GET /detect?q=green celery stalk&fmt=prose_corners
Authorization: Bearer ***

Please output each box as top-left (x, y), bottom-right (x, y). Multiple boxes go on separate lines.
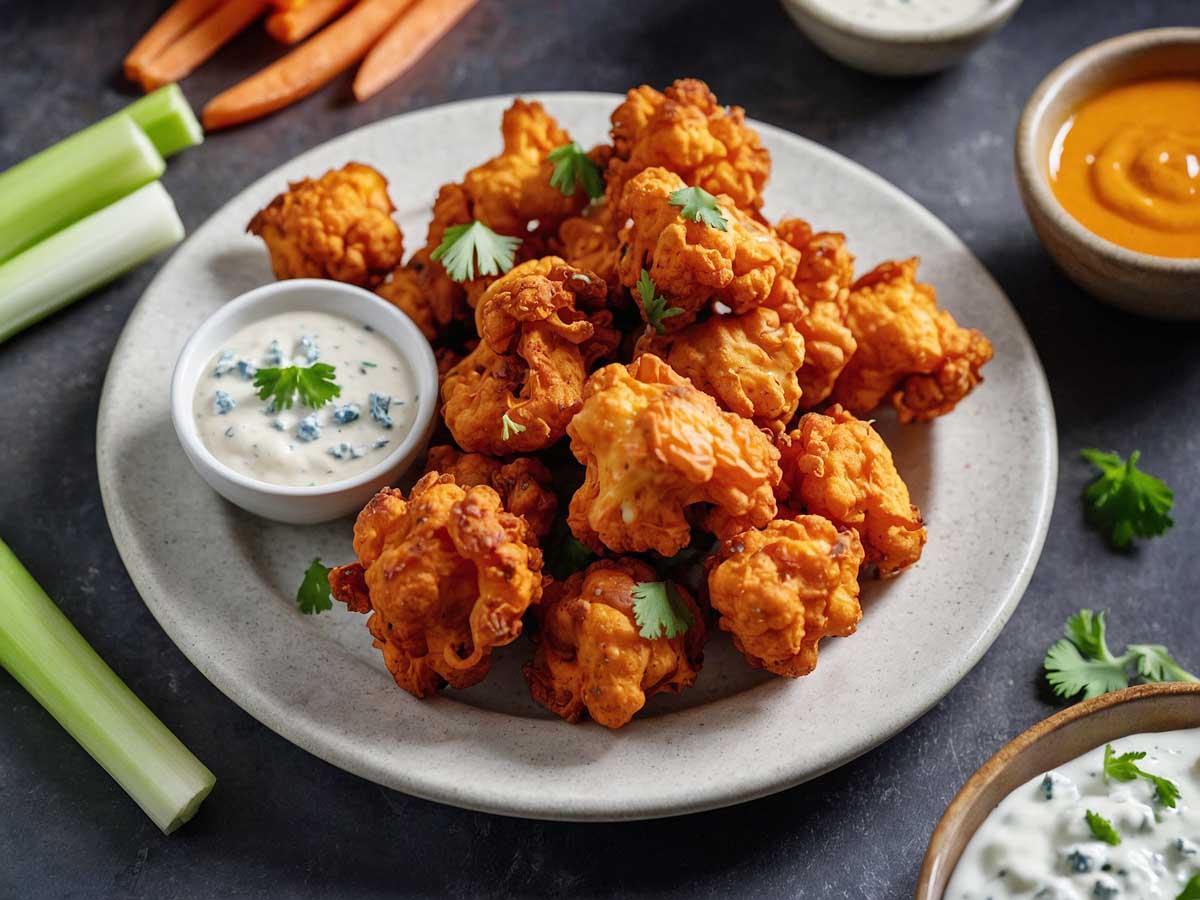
top-left (0, 538), bottom-right (215, 834)
top-left (123, 84), bottom-right (205, 160)
top-left (0, 181), bottom-right (184, 343)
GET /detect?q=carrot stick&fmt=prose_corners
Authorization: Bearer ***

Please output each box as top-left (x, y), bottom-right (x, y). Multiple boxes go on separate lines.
top-left (202, 0), bottom-right (414, 130)
top-left (137, 0), bottom-right (271, 92)
top-left (353, 0), bottom-right (478, 102)
top-left (124, 0), bottom-right (227, 84)
top-left (265, 0), bottom-right (355, 43)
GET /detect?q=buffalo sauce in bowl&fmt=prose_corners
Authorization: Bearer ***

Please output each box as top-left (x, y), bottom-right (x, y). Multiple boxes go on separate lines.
top-left (1049, 78), bottom-right (1200, 259)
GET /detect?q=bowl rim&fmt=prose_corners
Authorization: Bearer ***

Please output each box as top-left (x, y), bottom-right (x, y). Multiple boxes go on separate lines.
top-left (781, 0), bottom-right (1024, 45)
top-left (916, 681), bottom-right (1200, 897)
top-left (1015, 26), bottom-right (1200, 274)
top-left (169, 277), bottom-right (439, 499)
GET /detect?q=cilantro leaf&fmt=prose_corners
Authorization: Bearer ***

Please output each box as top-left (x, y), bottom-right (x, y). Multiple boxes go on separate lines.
top-left (1085, 809), bottom-right (1121, 846)
top-left (297, 558), bottom-right (333, 615)
top-left (501, 412), bottom-right (527, 441)
top-left (631, 580), bottom-right (694, 640)
top-left (1177, 875), bottom-right (1200, 900)
top-left (254, 363), bottom-right (340, 410)
top-left (431, 220), bottom-right (521, 283)
top-left (1128, 643), bottom-right (1200, 685)
top-left (1104, 743), bottom-right (1182, 808)
top-left (1044, 638), bottom-right (1129, 700)
top-left (668, 185), bottom-right (728, 231)
top-left (1081, 448), bottom-right (1174, 549)
top-left (636, 269), bottom-right (684, 334)
top-left (547, 142), bottom-right (604, 200)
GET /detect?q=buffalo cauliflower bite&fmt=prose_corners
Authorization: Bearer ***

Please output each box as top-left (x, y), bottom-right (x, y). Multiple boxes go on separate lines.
top-left (423, 444), bottom-right (558, 541)
top-left (328, 473), bottom-right (544, 698)
top-left (248, 162), bottom-right (404, 287)
top-left (567, 354), bottom-right (780, 556)
top-left (617, 167), bottom-right (795, 331)
top-left (779, 405), bottom-right (926, 576)
top-left (524, 558), bottom-right (706, 729)
top-left (636, 306), bottom-right (805, 433)
top-left (831, 258), bottom-right (994, 422)
top-left (707, 516), bottom-right (864, 678)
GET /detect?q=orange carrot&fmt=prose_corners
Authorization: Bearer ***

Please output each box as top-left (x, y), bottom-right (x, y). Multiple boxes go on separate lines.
top-left (265, 0), bottom-right (355, 44)
top-left (202, 0), bottom-right (414, 130)
top-left (124, 0), bottom-right (226, 84)
top-left (353, 0), bottom-right (478, 102)
top-left (137, 0), bottom-right (271, 92)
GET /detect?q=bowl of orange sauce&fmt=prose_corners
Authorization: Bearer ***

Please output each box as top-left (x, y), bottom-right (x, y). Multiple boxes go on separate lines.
top-left (1016, 28), bottom-right (1200, 319)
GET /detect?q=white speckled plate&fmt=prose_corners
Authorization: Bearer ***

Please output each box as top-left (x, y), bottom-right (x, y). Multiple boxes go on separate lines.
top-left (97, 93), bottom-right (1056, 821)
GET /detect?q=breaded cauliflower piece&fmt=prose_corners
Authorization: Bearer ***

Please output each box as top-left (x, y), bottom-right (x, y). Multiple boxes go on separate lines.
top-left (567, 354), bottom-right (780, 556)
top-left (831, 258), bottom-right (994, 422)
top-left (524, 558), bottom-right (706, 729)
top-left (474, 257), bottom-right (608, 354)
top-left (779, 405), bottom-right (926, 576)
top-left (707, 515), bottom-right (864, 678)
top-left (616, 167), bottom-right (795, 330)
top-left (773, 218), bottom-right (858, 408)
top-left (328, 473), bottom-right (544, 698)
top-left (423, 444), bottom-right (557, 540)
top-left (636, 306), bottom-right (805, 433)
top-left (375, 261), bottom-right (434, 339)
top-left (248, 162), bottom-right (404, 288)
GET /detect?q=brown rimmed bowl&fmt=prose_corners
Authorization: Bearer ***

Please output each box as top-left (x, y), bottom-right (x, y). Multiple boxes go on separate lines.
top-left (1015, 28), bottom-right (1200, 320)
top-left (916, 682), bottom-right (1200, 898)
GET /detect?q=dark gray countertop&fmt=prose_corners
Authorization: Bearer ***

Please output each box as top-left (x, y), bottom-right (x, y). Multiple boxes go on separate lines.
top-left (3, 1), bottom-right (1199, 897)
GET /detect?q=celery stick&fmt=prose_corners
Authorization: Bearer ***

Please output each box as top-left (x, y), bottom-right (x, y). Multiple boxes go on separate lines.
top-left (123, 84), bottom-right (204, 159)
top-left (0, 181), bottom-right (184, 343)
top-left (0, 114), bottom-right (164, 263)
top-left (0, 538), bottom-right (215, 834)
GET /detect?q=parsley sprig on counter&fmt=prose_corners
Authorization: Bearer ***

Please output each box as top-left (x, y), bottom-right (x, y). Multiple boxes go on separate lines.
top-left (631, 581), bottom-right (693, 640)
top-left (1085, 809), bottom-right (1121, 846)
top-left (1081, 449), bottom-right (1174, 549)
top-left (668, 185), bottom-right (728, 230)
top-left (254, 362), bottom-right (340, 410)
top-left (296, 559), bottom-right (333, 615)
top-left (637, 269), bottom-right (684, 334)
top-left (432, 220), bottom-right (520, 282)
top-left (1044, 609), bottom-right (1199, 701)
top-left (547, 142), bottom-right (604, 200)
top-left (1104, 744), bottom-right (1181, 807)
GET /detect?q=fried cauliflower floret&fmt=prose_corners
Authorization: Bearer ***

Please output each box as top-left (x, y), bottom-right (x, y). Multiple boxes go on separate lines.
top-left (328, 474), bottom-right (543, 698)
top-left (773, 218), bottom-right (858, 408)
top-left (636, 306), bottom-right (805, 433)
top-left (423, 444), bottom-right (557, 540)
top-left (567, 354), bottom-right (780, 556)
top-left (558, 205), bottom-right (621, 291)
top-left (375, 262), bottom-right (434, 339)
top-left (608, 79), bottom-right (770, 216)
top-left (248, 162), bottom-right (404, 287)
top-left (617, 167), bottom-right (795, 330)
top-left (524, 558), bottom-right (706, 729)
top-left (474, 257), bottom-right (608, 354)
top-left (707, 516), bottom-right (864, 678)
top-left (831, 258), bottom-right (994, 422)
top-left (779, 405), bottom-right (926, 576)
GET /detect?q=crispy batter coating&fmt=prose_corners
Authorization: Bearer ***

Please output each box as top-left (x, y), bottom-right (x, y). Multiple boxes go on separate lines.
top-left (832, 258), bottom-right (994, 422)
top-left (329, 473), bottom-right (544, 698)
top-left (474, 257), bottom-right (608, 354)
top-left (375, 261), bottom-right (434, 339)
top-left (558, 205), bottom-right (621, 291)
top-left (773, 218), bottom-right (858, 408)
top-left (636, 306), bottom-right (805, 433)
top-left (248, 162), bottom-right (403, 288)
top-left (617, 167), bottom-right (795, 330)
top-left (423, 444), bottom-right (557, 540)
top-left (707, 516), bottom-right (864, 677)
top-left (567, 354), bottom-right (780, 556)
top-left (779, 405), bottom-right (926, 576)
top-left (524, 558), bottom-right (705, 729)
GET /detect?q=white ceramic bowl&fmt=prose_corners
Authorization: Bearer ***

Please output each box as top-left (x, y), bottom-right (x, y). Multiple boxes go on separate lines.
top-left (170, 279), bottom-right (438, 524)
top-left (780, 0), bottom-right (1023, 77)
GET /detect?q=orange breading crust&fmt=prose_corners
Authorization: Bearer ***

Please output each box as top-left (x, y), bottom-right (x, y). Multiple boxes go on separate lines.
top-left (524, 557), bottom-right (706, 729)
top-left (328, 473), bottom-right (543, 698)
top-left (779, 406), bottom-right (926, 576)
top-left (423, 444), bottom-right (558, 541)
top-left (566, 354), bottom-right (780, 556)
top-left (248, 162), bottom-right (403, 287)
top-left (832, 258), bottom-right (994, 423)
top-left (707, 515), bottom-right (864, 677)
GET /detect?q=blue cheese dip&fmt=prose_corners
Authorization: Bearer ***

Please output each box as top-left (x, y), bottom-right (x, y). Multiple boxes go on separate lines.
top-left (946, 728), bottom-right (1200, 899)
top-left (192, 310), bottom-right (416, 487)
top-left (813, 0), bottom-right (994, 31)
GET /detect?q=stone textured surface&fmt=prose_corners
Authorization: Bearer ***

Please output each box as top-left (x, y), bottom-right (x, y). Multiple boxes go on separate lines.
top-left (1, 1), bottom-right (1198, 897)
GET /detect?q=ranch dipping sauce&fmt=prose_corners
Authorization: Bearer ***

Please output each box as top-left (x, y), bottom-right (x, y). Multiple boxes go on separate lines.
top-left (192, 310), bottom-right (416, 487)
top-left (810, 0), bottom-right (994, 32)
top-left (946, 728), bottom-right (1200, 899)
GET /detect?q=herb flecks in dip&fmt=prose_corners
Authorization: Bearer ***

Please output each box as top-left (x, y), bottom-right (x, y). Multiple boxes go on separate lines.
top-left (1050, 79), bottom-right (1200, 259)
top-left (192, 310), bottom-right (415, 487)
